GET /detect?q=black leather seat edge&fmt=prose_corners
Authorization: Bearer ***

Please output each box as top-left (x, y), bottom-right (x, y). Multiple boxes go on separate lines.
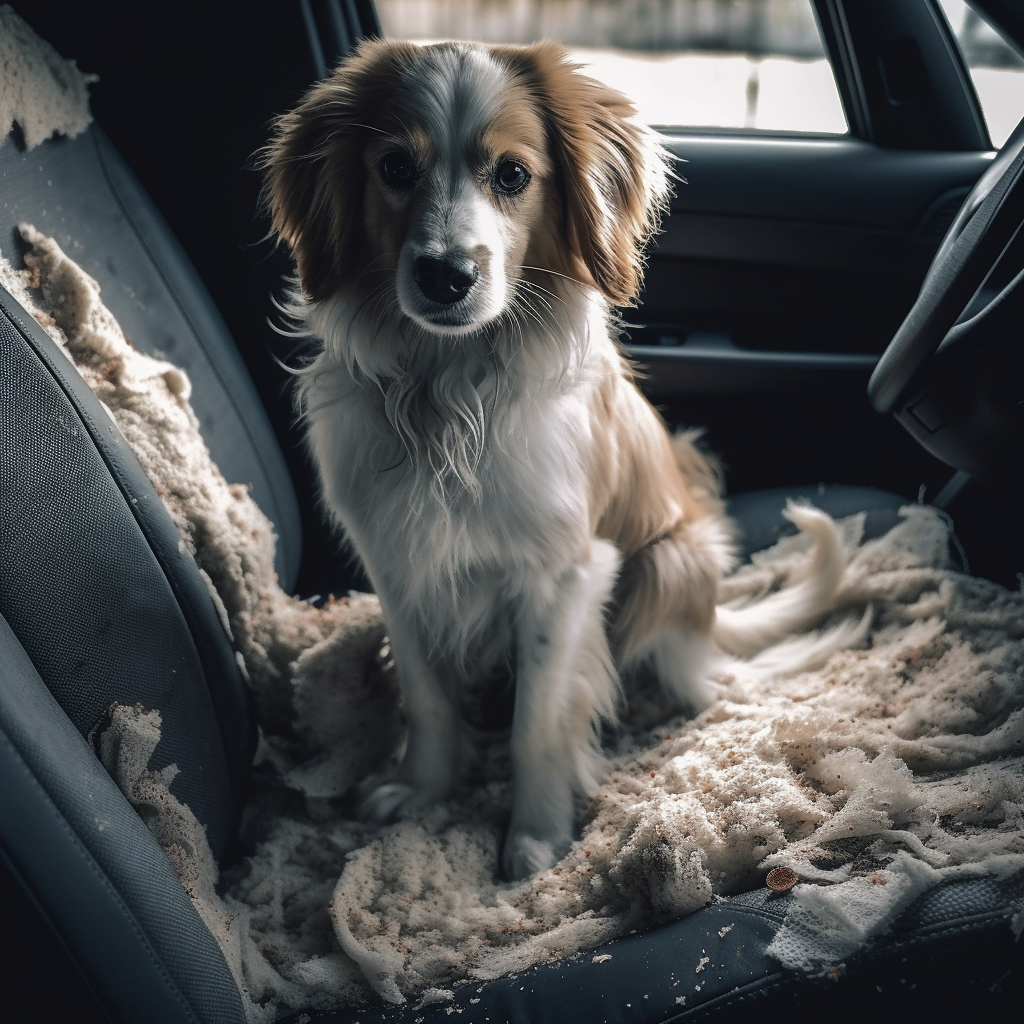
top-left (276, 875), bottom-right (1024, 1023)
top-left (0, 613), bottom-right (245, 1024)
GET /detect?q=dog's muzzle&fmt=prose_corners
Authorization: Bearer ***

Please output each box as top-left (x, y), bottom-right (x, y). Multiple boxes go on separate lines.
top-left (413, 254), bottom-right (479, 305)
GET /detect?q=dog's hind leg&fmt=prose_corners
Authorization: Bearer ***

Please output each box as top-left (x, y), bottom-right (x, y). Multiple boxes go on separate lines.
top-left (643, 628), bottom-right (721, 712)
top-left (611, 522), bottom-right (727, 713)
top-left (501, 540), bottom-right (621, 881)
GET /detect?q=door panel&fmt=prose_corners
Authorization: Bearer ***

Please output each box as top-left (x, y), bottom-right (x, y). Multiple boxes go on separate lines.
top-left (619, 0), bottom-right (1000, 499)
top-left (628, 135), bottom-right (992, 404)
top-left (624, 135), bottom-right (991, 496)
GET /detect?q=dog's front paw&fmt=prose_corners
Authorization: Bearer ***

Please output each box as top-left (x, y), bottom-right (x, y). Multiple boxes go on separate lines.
top-left (357, 782), bottom-right (434, 824)
top-left (500, 830), bottom-right (567, 881)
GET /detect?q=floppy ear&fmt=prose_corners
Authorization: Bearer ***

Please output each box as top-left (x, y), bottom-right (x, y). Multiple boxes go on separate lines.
top-left (260, 38), bottom-right (416, 301)
top-left (495, 40), bottom-right (672, 307)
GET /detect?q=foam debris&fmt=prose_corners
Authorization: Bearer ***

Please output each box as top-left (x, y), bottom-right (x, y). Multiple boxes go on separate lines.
top-left (0, 7), bottom-right (96, 149)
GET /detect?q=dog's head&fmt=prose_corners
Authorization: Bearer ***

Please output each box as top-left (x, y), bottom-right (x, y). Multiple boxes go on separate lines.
top-left (263, 38), bottom-right (671, 339)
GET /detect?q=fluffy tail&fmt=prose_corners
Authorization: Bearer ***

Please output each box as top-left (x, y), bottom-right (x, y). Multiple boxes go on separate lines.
top-left (712, 502), bottom-right (849, 658)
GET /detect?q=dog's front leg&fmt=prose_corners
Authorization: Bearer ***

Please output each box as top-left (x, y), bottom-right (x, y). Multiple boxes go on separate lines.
top-left (358, 607), bottom-right (461, 823)
top-left (501, 541), bottom-right (621, 880)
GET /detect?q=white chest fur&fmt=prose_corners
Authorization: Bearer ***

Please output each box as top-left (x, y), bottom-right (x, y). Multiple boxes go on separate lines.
top-left (298, 303), bottom-right (609, 664)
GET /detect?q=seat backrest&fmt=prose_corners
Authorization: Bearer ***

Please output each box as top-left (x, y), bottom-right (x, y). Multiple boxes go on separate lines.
top-left (0, 118), bottom-right (296, 1021)
top-left (0, 124), bottom-right (304, 589)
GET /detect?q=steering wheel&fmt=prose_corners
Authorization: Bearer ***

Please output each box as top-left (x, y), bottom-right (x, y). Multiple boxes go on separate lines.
top-left (868, 114), bottom-right (1024, 416)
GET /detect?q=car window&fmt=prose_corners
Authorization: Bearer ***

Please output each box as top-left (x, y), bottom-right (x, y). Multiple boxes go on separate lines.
top-left (937, 0), bottom-right (1024, 146)
top-left (376, 0), bottom-right (848, 133)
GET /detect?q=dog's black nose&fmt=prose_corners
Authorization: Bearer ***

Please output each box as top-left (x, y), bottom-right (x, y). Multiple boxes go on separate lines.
top-left (413, 254), bottom-right (479, 305)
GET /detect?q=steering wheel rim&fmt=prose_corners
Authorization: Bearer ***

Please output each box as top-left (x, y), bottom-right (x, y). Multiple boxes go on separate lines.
top-left (868, 115), bottom-right (1024, 415)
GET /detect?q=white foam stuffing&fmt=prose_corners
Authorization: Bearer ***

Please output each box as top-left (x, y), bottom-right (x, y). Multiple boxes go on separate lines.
top-left (3, 232), bottom-right (1024, 1019)
top-left (0, 8), bottom-right (95, 149)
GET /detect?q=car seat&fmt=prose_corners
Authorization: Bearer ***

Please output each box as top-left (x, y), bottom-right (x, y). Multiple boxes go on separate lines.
top-left (1, 42), bottom-right (1022, 1024)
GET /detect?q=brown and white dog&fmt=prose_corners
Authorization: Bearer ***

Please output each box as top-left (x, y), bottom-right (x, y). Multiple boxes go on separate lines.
top-left (264, 38), bottom-right (854, 880)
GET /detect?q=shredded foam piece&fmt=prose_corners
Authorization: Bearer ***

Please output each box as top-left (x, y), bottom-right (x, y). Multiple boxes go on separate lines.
top-left (95, 704), bottom-right (267, 1019)
top-left (0, 7), bottom-right (96, 149)
top-left (3, 234), bottom-right (1024, 1019)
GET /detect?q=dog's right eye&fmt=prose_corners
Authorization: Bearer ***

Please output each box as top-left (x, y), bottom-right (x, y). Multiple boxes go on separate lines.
top-left (379, 152), bottom-right (418, 189)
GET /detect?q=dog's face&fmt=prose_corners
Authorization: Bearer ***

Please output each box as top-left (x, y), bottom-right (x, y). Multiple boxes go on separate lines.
top-left (264, 39), bottom-right (669, 339)
top-left (362, 44), bottom-right (552, 335)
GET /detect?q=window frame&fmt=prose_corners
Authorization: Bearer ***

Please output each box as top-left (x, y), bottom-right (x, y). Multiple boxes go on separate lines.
top-left (813, 0), bottom-right (990, 151)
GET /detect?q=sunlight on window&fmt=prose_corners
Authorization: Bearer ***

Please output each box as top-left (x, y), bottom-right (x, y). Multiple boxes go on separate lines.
top-left (377, 0), bottom-right (848, 133)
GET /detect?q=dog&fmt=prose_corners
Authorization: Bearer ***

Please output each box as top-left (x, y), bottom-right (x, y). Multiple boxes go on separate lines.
top-left (263, 38), bottom-right (854, 880)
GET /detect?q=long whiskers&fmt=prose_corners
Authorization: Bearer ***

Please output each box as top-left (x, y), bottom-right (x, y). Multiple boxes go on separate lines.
top-left (519, 264), bottom-right (582, 287)
top-left (514, 281), bottom-right (557, 319)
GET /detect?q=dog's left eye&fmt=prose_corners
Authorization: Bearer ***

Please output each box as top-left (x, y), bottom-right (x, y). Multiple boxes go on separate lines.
top-left (492, 160), bottom-right (530, 196)
top-left (379, 152), bottom-right (418, 189)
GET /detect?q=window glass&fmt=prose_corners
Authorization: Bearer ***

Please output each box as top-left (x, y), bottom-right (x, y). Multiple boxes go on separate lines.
top-left (937, 0), bottom-right (1024, 147)
top-left (376, 0), bottom-right (848, 133)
